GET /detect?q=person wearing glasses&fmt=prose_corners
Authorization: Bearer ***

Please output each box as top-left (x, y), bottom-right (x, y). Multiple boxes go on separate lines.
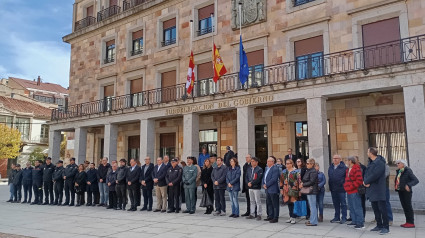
top-left (296, 158), bottom-right (310, 219)
top-left (282, 159), bottom-right (299, 224)
top-left (301, 158), bottom-right (319, 226)
top-left (241, 154), bottom-right (252, 217)
top-left (328, 155), bottom-right (348, 224)
top-left (343, 156), bottom-right (364, 229)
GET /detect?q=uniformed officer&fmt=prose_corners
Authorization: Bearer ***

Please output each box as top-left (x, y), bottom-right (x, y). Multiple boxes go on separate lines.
top-left (166, 158), bottom-right (182, 213)
top-left (116, 159), bottom-right (128, 210)
top-left (31, 160), bottom-right (43, 205)
top-left (63, 158), bottom-right (78, 206)
top-left (183, 156), bottom-right (198, 214)
top-left (21, 162), bottom-right (33, 204)
top-left (42, 157), bottom-right (55, 205)
top-left (52, 160), bottom-right (65, 205)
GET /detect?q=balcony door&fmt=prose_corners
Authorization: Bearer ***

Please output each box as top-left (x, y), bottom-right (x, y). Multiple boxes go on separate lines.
top-left (128, 135), bottom-right (140, 163)
top-left (160, 133), bottom-right (176, 159)
top-left (161, 70), bottom-right (177, 103)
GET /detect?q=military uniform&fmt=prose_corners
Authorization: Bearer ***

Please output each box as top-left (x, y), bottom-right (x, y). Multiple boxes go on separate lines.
top-left (183, 165), bottom-right (198, 213)
top-left (42, 163), bottom-right (55, 204)
top-left (22, 166), bottom-right (33, 203)
top-left (165, 165), bottom-right (182, 212)
top-left (63, 163), bottom-right (78, 205)
top-left (52, 165), bottom-right (65, 205)
top-left (31, 165), bottom-right (43, 204)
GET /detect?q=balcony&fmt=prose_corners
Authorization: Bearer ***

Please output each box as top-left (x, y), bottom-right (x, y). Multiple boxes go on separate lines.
top-left (97, 5), bottom-right (121, 22)
top-left (52, 34), bottom-right (425, 121)
top-left (197, 26), bottom-right (214, 37)
top-left (104, 56), bottom-right (115, 64)
top-left (123, 0), bottom-right (153, 11)
top-left (75, 16), bottom-right (96, 31)
top-left (161, 38), bottom-right (176, 47)
top-left (293, 0), bottom-right (317, 7)
top-left (131, 47), bottom-right (143, 56)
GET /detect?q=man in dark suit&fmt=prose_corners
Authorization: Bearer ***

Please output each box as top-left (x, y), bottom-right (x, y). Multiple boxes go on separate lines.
top-left (152, 157), bottom-right (168, 212)
top-left (42, 157), bottom-right (55, 205)
top-left (262, 156), bottom-right (280, 223)
top-left (241, 154), bottom-right (252, 217)
top-left (284, 148), bottom-right (297, 166)
top-left (223, 146), bottom-right (235, 167)
top-left (140, 156), bottom-right (154, 211)
top-left (126, 158), bottom-right (141, 211)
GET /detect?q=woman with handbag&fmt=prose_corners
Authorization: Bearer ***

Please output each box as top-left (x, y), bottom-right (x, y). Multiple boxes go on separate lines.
top-left (74, 164), bottom-right (87, 207)
top-left (201, 158), bottom-right (214, 214)
top-left (296, 159), bottom-right (310, 219)
top-left (394, 159), bottom-right (419, 228)
top-left (343, 156), bottom-right (364, 229)
top-left (282, 159), bottom-right (299, 224)
top-left (300, 158), bottom-right (319, 226)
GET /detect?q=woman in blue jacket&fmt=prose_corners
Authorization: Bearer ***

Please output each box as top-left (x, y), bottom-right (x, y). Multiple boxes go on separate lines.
top-left (315, 163), bottom-right (326, 222)
top-left (226, 157), bottom-right (241, 218)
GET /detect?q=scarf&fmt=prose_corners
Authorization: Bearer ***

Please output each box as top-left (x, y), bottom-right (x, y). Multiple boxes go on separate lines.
top-left (395, 168), bottom-right (404, 190)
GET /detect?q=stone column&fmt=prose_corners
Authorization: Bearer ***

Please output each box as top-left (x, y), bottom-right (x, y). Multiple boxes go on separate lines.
top-left (140, 119), bottom-right (155, 161)
top-left (403, 84), bottom-right (425, 208)
top-left (183, 113), bottom-right (199, 161)
top-left (307, 97), bottom-right (330, 172)
top-left (237, 106), bottom-right (255, 158)
top-left (48, 130), bottom-right (61, 163)
top-left (74, 127), bottom-right (88, 165)
top-left (104, 123), bottom-right (118, 162)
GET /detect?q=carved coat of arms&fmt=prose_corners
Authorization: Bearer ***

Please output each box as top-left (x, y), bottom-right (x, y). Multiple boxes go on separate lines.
top-left (231, 0), bottom-right (266, 30)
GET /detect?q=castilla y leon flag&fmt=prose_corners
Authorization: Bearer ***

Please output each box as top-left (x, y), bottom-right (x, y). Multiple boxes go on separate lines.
top-left (186, 50), bottom-right (195, 94)
top-left (212, 43), bottom-right (227, 83)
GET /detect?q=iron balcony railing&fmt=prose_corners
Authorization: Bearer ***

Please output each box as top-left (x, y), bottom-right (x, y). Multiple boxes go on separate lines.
top-left (123, 0), bottom-right (152, 11)
top-left (52, 34), bottom-right (425, 120)
top-left (75, 16), bottom-right (96, 31)
top-left (197, 26), bottom-right (214, 36)
top-left (161, 38), bottom-right (177, 47)
top-left (97, 5), bottom-right (121, 22)
top-left (293, 0), bottom-right (317, 7)
top-left (131, 47), bottom-right (143, 56)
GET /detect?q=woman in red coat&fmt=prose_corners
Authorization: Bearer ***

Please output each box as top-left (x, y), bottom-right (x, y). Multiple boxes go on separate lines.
top-left (343, 156), bottom-right (364, 229)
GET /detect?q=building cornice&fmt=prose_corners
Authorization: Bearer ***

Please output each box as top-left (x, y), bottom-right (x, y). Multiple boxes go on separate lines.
top-left (347, 0), bottom-right (404, 15)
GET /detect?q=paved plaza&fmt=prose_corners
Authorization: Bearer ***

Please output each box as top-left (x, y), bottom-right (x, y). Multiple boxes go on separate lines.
top-left (0, 184), bottom-right (423, 238)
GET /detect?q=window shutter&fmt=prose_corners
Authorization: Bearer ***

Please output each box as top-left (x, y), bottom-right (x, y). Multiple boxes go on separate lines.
top-left (160, 133), bottom-right (176, 147)
top-left (294, 35), bottom-right (324, 57)
top-left (198, 5), bottom-right (214, 20)
top-left (109, 0), bottom-right (118, 6)
top-left (161, 70), bottom-right (176, 88)
top-left (86, 5), bottom-right (94, 17)
top-left (197, 62), bottom-right (214, 80)
top-left (130, 78), bottom-right (143, 94)
top-left (128, 136), bottom-right (140, 149)
top-left (106, 39), bottom-right (115, 47)
top-left (132, 30), bottom-right (143, 40)
top-left (104, 85), bottom-right (114, 97)
top-left (163, 18), bottom-right (176, 29)
top-left (246, 49), bottom-right (264, 67)
top-left (362, 17), bottom-right (400, 47)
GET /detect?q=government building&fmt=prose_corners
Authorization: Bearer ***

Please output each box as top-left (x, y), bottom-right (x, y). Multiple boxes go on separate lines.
top-left (49, 0), bottom-right (425, 209)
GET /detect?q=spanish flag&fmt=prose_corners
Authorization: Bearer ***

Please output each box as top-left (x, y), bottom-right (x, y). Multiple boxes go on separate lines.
top-left (186, 51), bottom-right (195, 94)
top-left (212, 44), bottom-right (227, 83)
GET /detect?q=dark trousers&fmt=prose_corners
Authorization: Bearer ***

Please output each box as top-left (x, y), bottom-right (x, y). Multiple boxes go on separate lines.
top-left (360, 194), bottom-right (366, 219)
top-left (32, 183), bottom-right (43, 203)
top-left (214, 189), bottom-right (226, 213)
top-left (398, 191), bottom-right (414, 224)
top-left (168, 185), bottom-right (180, 211)
top-left (109, 191), bottom-right (117, 209)
top-left (23, 183), bottom-right (32, 202)
top-left (14, 185), bottom-right (22, 201)
top-left (288, 202), bottom-right (295, 218)
top-left (136, 187), bottom-right (141, 206)
top-left (371, 200), bottom-right (389, 230)
top-left (54, 181), bottom-right (64, 204)
top-left (76, 191), bottom-right (85, 205)
top-left (142, 189), bottom-right (153, 209)
top-left (64, 180), bottom-right (75, 204)
top-left (244, 190), bottom-right (251, 213)
top-left (43, 181), bottom-right (54, 203)
top-left (128, 186), bottom-right (139, 209)
top-left (331, 192), bottom-right (347, 220)
top-left (116, 184), bottom-right (127, 208)
top-left (94, 190), bottom-right (100, 204)
top-left (266, 192), bottom-right (279, 219)
top-left (86, 184), bottom-right (98, 205)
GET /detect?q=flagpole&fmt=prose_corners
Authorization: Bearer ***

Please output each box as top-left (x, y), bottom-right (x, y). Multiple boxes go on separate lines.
top-left (238, 2), bottom-right (242, 36)
top-left (190, 20), bottom-right (193, 51)
top-left (211, 13), bottom-right (215, 87)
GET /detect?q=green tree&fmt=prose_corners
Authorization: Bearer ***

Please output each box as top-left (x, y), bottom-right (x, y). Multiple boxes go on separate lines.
top-left (28, 147), bottom-right (46, 165)
top-left (0, 124), bottom-right (21, 160)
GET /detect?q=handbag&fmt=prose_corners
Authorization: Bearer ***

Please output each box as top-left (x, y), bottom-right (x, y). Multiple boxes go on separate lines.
top-left (349, 176), bottom-right (366, 195)
top-left (294, 200), bottom-right (307, 217)
top-left (199, 189), bottom-right (213, 207)
top-left (300, 186), bottom-right (313, 195)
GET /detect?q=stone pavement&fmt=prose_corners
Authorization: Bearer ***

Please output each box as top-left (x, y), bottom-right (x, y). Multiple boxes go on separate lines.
top-left (0, 184), bottom-right (423, 238)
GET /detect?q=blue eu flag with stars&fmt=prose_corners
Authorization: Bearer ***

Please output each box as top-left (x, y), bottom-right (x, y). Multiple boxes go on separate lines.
top-left (239, 35), bottom-right (249, 86)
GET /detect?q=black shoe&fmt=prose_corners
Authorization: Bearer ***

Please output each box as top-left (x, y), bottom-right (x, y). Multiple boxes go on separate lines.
top-left (76, 204), bottom-right (81, 207)
top-left (264, 217), bottom-right (272, 221)
top-left (246, 215), bottom-right (255, 219)
top-left (229, 214), bottom-right (235, 217)
top-left (147, 208), bottom-right (152, 211)
top-left (189, 211), bottom-right (195, 214)
top-left (98, 203), bottom-right (104, 207)
top-left (269, 219), bottom-right (278, 223)
top-left (233, 215), bottom-right (239, 218)
top-left (241, 212), bottom-right (250, 217)
top-left (42, 202), bottom-right (49, 205)
top-left (153, 209), bottom-right (161, 212)
top-left (167, 210), bottom-right (175, 213)
top-left (38, 202), bottom-right (42, 205)
top-left (175, 210), bottom-right (180, 213)
top-left (62, 203), bottom-right (69, 206)
top-left (140, 207), bottom-right (147, 211)
top-left (161, 210), bottom-right (166, 213)
top-left (6, 199), bottom-right (12, 202)
top-left (91, 204), bottom-right (95, 207)
top-left (86, 203), bottom-right (92, 206)
top-left (22, 201), bottom-right (27, 204)
top-left (107, 206), bottom-right (114, 209)
top-left (347, 217), bottom-right (352, 222)
top-left (30, 202), bottom-right (37, 205)
top-left (69, 203), bottom-right (74, 206)
top-left (183, 210), bottom-right (190, 213)
top-left (53, 202), bottom-right (58, 205)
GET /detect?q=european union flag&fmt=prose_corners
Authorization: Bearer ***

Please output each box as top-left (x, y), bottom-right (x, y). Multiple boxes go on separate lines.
top-left (239, 35), bottom-right (249, 86)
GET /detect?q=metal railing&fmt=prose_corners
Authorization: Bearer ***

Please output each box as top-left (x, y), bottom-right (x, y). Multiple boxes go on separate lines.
top-left (97, 5), bottom-right (121, 22)
top-left (197, 26), bottom-right (214, 36)
top-left (131, 47), bottom-right (143, 56)
top-left (75, 16), bottom-right (96, 31)
top-left (161, 38), bottom-right (177, 47)
top-left (51, 34), bottom-right (425, 120)
top-left (104, 56), bottom-right (115, 64)
top-left (293, 0), bottom-right (317, 7)
top-left (123, 0), bottom-right (152, 11)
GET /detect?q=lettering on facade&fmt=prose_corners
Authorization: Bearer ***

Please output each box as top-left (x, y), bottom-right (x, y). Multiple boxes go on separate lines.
top-left (231, 0), bottom-right (266, 30)
top-left (166, 95), bottom-right (273, 115)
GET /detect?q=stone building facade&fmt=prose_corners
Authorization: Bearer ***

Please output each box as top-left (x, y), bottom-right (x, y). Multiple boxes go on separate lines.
top-left (50, 0), bottom-right (425, 209)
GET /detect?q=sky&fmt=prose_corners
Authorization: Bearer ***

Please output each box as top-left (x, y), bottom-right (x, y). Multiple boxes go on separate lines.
top-left (0, 0), bottom-right (73, 88)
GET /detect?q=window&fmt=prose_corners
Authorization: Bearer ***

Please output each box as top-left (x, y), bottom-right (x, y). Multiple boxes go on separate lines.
top-left (246, 49), bottom-right (265, 88)
top-left (197, 62), bottom-right (215, 96)
top-left (105, 40), bottom-right (116, 64)
top-left (295, 121), bottom-right (330, 162)
top-left (199, 129), bottom-right (217, 156)
top-left (367, 114), bottom-right (408, 165)
top-left (15, 118), bottom-right (30, 141)
top-left (198, 5), bottom-right (214, 36)
top-left (86, 5), bottom-right (94, 17)
top-left (362, 17), bottom-right (401, 68)
top-left (161, 70), bottom-right (177, 102)
top-left (160, 133), bottom-right (176, 159)
top-left (295, 36), bottom-right (324, 80)
top-left (0, 115), bottom-right (13, 127)
top-left (162, 18), bottom-right (176, 47)
top-left (103, 84), bottom-right (114, 112)
top-left (131, 30), bottom-right (143, 56)
top-left (40, 124), bottom-right (49, 142)
top-left (130, 78), bottom-right (143, 107)
top-left (293, 0), bottom-right (317, 7)
top-left (128, 136), bottom-right (140, 162)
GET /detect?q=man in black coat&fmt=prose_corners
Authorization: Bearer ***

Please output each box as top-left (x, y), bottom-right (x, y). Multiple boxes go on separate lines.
top-left (97, 157), bottom-right (111, 207)
top-left (223, 146), bottom-right (235, 167)
top-left (63, 158), bottom-right (78, 206)
top-left (284, 148), bottom-right (297, 166)
top-left (166, 158), bottom-right (183, 213)
top-left (21, 162), bottom-right (33, 203)
top-left (140, 156), bottom-right (154, 211)
top-left (31, 160), bottom-right (43, 205)
top-left (86, 163), bottom-right (98, 206)
top-left (52, 160), bottom-right (65, 205)
top-left (241, 154), bottom-right (252, 216)
top-left (7, 164), bottom-right (16, 202)
top-left (364, 147), bottom-right (389, 235)
top-left (126, 158), bottom-right (141, 211)
top-left (13, 164), bottom-right (23, 203)
top-left (116, 159), bottom-right (128, 210)
top-left (42, 157), bottom-right (55, 205)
